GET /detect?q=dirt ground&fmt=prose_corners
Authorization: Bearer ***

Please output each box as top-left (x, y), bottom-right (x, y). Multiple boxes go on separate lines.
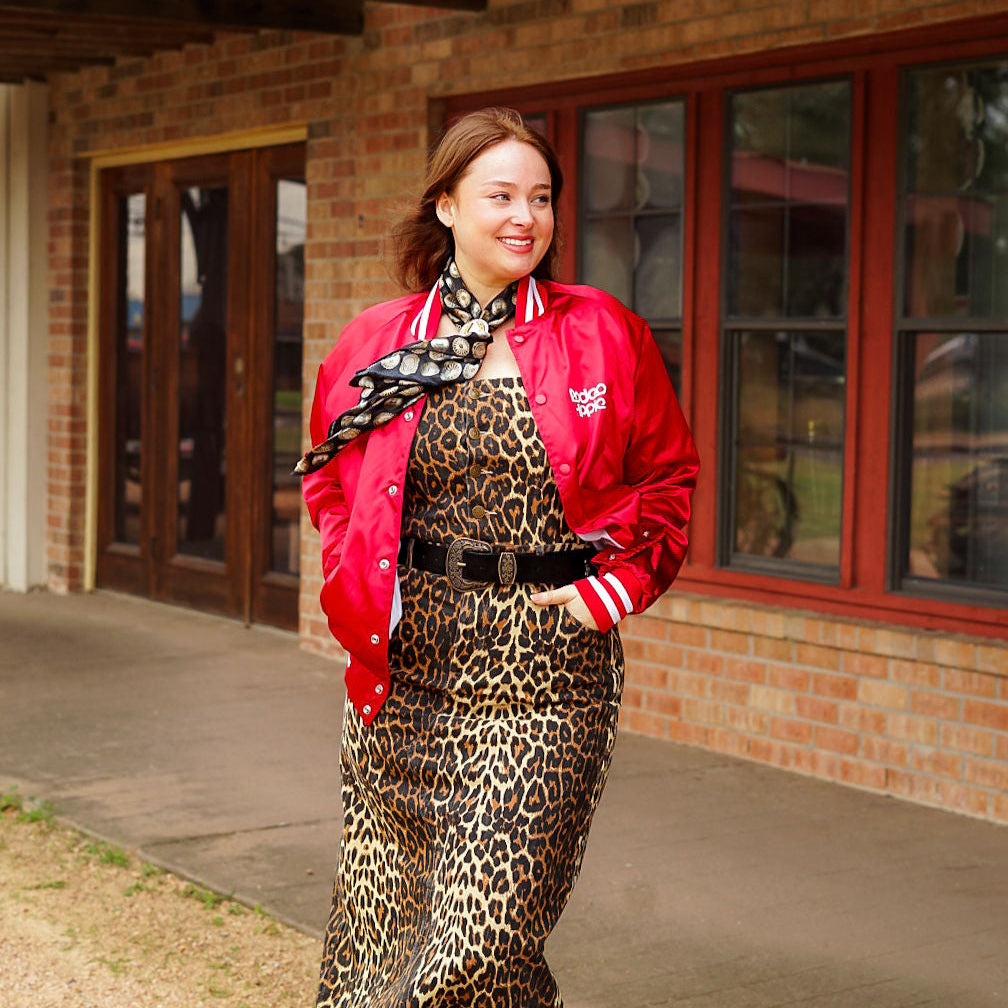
top-left (0, 792), bottom-right (322, 1007)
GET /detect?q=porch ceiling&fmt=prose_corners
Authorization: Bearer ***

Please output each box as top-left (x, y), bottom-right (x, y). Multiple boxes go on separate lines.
top-left (0, 0), bottom-right (484, 83)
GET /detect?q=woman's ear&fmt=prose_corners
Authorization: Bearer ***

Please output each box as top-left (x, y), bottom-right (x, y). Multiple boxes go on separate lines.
top-left (435, 192), bottom-right (455, 229)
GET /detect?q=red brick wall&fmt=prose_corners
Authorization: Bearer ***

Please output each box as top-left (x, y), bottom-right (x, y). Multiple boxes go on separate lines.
top-left (45, 0), bottom-right (1006, 822)
top-left (621, 594), bottom-right (1008, 823)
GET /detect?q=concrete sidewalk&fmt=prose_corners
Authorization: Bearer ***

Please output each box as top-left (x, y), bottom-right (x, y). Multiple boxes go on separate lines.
top-left (1, 589), bottom-right (1005, 1007)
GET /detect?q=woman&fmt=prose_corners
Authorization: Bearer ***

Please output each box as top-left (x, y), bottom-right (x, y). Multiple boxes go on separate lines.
top-left (300, 108), bottom-right (698, 1008)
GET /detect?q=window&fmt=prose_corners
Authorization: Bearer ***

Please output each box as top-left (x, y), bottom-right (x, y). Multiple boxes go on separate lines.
top-left (445, 15), bottom-right (1008, 635)
top-left (723, 81), bottom-right (851, 574)
top-left (897, 59), bottom-right (1008, 596)
top-left (579, 100), bottom-right (685, 389)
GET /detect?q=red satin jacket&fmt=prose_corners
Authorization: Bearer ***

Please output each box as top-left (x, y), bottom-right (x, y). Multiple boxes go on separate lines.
top-left (302, 276), bottom-right (699, 725)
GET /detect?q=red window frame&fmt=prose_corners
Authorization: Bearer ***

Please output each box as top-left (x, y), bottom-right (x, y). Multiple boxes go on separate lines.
top-left (440, 12), bottom-right (1008, 640)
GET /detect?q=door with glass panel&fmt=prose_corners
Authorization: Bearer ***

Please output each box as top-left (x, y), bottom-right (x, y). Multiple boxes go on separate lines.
top-left (96, 144), bottom-right (305, 628)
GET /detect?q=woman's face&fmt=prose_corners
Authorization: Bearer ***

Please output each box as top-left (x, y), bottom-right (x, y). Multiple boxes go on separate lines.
top-left (436, 139), bottom-right (554, 301)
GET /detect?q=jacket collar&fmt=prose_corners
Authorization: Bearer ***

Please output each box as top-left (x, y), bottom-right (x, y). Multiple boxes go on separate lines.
top-left (408, 275), bottom-right (547, 342)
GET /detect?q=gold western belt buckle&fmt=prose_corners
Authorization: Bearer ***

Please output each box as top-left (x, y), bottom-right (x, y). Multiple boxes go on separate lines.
top-left (445, 538), bottom-right (517, 590)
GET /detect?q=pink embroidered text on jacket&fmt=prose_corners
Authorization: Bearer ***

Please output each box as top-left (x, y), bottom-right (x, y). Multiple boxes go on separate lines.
top-left (302, 277), bottom-right (699, 725)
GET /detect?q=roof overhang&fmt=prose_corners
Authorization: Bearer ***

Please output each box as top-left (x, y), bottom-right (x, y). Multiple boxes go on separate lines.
top-left (0, 0), bottom-right (485, 83)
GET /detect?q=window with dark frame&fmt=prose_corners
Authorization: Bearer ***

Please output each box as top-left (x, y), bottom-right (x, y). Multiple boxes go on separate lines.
top-left (896, 59), bottom-right (1008, 597)
top-left (722, 80), bottom-right (851, 575)
top-left (443, 18), bottom-right (1008, 634)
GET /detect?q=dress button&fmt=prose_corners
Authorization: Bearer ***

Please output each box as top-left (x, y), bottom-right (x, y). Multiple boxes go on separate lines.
top-left (469, 464), bottom-right (481, 478)
top-left (472, 505), bottom-right (486, 519)
top-left (370, 633), bottom-right (380, 644)
top-left (534, 392), bottom-right (546, 405)
top-left (362, 704), bottom-right (372, 716)
top-left (468, 427), bottom-right (480, 442)
top-left (379, 558), bottom-right (390, 570)
top-left (388, 485), bottom-right (398, 496)
top-left (404, 410), bottom-right (414, 421)
top-left (375, 683), bottom-right (384, 695)
top-left (468, 386), bottom-right (480, 400)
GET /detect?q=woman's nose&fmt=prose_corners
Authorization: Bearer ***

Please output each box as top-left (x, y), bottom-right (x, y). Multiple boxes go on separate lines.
top-left (510, 201), bottom-right (533, 225)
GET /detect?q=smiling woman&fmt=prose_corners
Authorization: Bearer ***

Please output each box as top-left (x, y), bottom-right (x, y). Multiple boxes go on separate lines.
top-left (298, 108), bottom-right (698, 1008)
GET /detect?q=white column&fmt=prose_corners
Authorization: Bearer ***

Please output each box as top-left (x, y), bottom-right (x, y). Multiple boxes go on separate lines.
top-left (1, 82), bottom-right (48, 591)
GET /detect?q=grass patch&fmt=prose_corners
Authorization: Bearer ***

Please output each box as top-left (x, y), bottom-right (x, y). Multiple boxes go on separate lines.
top-left (80, 840), bottom-right (130, 868)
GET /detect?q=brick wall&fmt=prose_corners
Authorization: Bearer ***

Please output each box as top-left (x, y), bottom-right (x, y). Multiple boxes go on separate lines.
top-left (620, 594), bottom-right (1008, 823)
top-left (45, 0), bottom-right (1006, 822)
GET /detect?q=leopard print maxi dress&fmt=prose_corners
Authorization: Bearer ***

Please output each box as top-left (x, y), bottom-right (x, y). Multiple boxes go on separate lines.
top-left (317, 377), bottom-right (625, 1008)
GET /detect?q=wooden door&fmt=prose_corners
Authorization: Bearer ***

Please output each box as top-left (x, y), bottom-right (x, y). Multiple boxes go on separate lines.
top-left (96, 144), bottom-right (305, 629)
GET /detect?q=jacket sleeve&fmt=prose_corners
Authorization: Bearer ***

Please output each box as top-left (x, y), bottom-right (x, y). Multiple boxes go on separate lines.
top-left (574, 321), bottom-right (699, 632)
top-left (301, 361), bottom-right (349, 580)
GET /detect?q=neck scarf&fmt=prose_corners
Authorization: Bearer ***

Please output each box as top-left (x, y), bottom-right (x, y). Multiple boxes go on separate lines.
top-left (293, 259), bottom-right (518, 475)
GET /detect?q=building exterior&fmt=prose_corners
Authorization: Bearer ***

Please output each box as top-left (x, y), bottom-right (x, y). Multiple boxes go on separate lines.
top-left (1, 0), bottom-right (1005, 823)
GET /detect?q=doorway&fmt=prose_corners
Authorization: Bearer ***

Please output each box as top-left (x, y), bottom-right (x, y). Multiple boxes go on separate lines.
top-left (96, 144), bottom-right (305, 629)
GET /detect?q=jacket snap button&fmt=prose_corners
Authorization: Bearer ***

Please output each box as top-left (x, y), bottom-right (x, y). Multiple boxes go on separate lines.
top-left (404, 410), bottom-right (414, 421)
top-left (559, 463), bottom-right (571, 476)
top-left (375, 683), bottom-right (384, 694)
top-left (535, 393), bottom-right (546, 405)
top-left (370, 633), bottom-right (380, 644)
top-left (362, 704), bottom-right (372, 716)
top-left (379, 558), bottom-right (390, 570)
top-left (388, 485), bottom-right (398, 496)
top-left (513, 334), bottom-right (525, 344)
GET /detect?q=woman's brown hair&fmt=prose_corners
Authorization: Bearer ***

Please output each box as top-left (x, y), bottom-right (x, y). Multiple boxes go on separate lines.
top-left (389, 108), bottom-right (564, 292)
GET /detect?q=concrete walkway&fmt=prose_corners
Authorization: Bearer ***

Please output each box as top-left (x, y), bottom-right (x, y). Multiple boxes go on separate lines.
top-left (1, 588), bottom-right (1005, 1007)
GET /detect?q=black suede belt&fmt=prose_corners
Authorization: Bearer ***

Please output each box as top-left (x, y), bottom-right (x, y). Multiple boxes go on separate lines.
top-left (397, 536), bottom-right (594, 591)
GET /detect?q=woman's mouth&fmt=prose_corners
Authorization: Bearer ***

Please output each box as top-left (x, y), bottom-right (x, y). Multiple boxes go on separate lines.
top-left (499, 237), bottom-right (534, 250)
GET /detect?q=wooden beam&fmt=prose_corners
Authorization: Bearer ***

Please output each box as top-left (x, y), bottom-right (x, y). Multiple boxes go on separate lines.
top-left (0, 1), bottom-right (365, 34)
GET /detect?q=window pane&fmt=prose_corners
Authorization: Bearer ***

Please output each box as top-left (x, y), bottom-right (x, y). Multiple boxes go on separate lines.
top-left (636, 213), bottom-right (681, 319)
top-left (580, 99), bottom-right (685, 392)
top-left (581, 216), bottom-right (633, 307)
top-left (113, 192), bottom-right (145, 546)
top-left (638, 102), bottom-right (685, 209)
top-left (583, 107), bottom-right (636, 213)
top-left (271, 179), bottom-right (306, 576)
top-left (905, 332), bottom-right (1008, 588)
top-left (728, 80), bottom-right (850, 318)
top-left (732, 330), bottom-right (846, 567)
top-left (178, 186), bottom-right (228, 562)
top-left (904, 62), bottom-right (1008, 319)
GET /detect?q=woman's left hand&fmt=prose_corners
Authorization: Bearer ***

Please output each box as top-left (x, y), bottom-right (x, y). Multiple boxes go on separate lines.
top-left (529, 584), bottom-right (599, 630)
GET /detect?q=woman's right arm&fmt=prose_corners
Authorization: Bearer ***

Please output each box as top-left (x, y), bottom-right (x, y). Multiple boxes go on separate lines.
top-left (301, 361), bottom-right (350, 579)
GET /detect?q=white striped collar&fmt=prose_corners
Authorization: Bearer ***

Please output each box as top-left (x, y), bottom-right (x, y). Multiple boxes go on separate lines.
top-left (408, 274), bottom-right (547, 340)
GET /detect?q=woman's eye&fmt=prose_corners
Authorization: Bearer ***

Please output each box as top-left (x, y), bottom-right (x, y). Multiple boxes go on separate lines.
top-left (534, 195), bottom-right (551, 206)
top-left (492, 193), bottom-right (510, 201)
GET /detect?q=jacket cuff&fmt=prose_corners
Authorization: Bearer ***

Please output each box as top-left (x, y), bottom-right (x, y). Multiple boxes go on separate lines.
top-left (574, 573), bottom-right (635, 633)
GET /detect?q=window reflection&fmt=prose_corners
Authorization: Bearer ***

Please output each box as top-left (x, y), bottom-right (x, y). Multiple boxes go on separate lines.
top-left (728, 81), bottom-right (850, 318)
top-left (900, 61), bottom-right (1008, 594)
top-left (906, 333), bottom-right (1008, 586)
top-left (114, 192), bottom-right (145, 547)
top-left (725, 79), bottom-right (851, 572)
top-left (178, 186), bottom-right (228, 562)
top-left (733, 331), bottom-right (845, 565)
top-left (271, 178), bottom-right (306, 577)
top-left (904, 63), bottom-right (1008, 319)
top-left (580, 99), bottom-right (685, 390)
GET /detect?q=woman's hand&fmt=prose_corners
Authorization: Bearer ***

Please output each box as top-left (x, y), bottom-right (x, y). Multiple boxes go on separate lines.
top-left (529, 584), bottom-right (599, 630)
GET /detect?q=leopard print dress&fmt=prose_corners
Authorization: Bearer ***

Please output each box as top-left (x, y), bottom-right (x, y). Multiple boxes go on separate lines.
top-left (317, 378), bottom-right (625, 1008)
